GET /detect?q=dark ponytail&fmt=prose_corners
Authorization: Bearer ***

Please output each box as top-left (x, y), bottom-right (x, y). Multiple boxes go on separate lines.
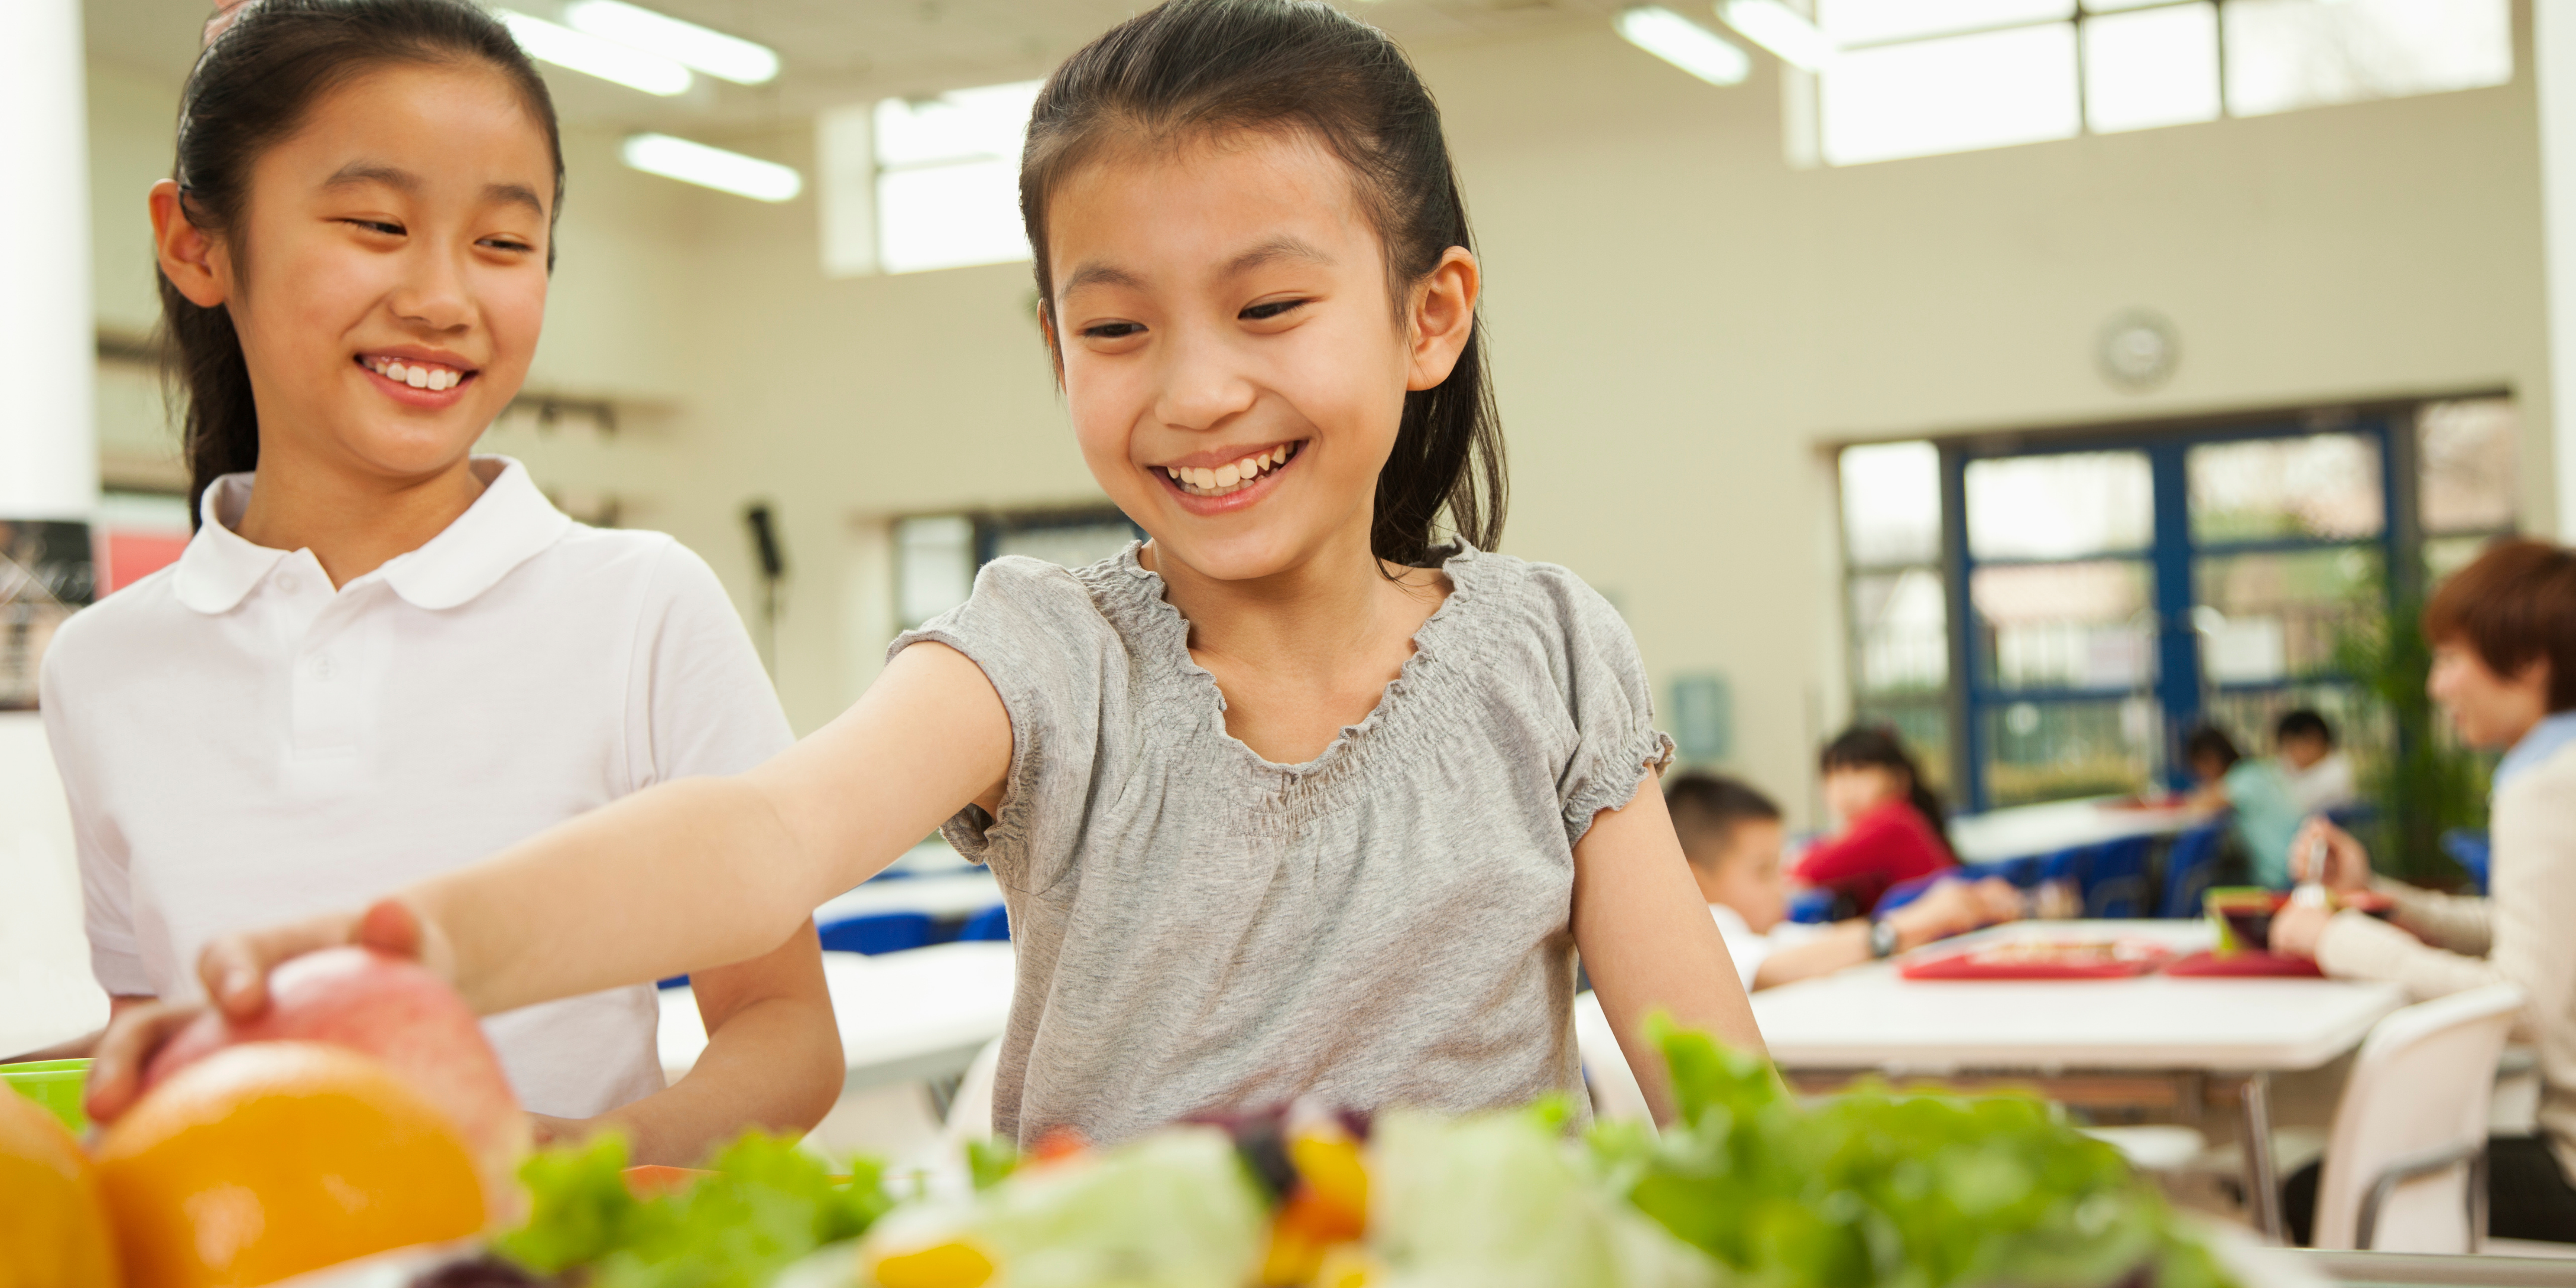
top-left (1821, 725), bottom-right (1954, 860)
top-left (161, 0), bottom-right (564, 523)
top-left (1018, 0), bottom-right (1506, 568)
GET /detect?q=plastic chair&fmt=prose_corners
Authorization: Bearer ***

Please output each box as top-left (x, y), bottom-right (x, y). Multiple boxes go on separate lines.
top-left (1873, 873), bottom-right (1941, 915)
top-left (2083, 836), bottom-right (2154, 919)
top-left (957, 905), bottom-right (1010, 943)
top-left (1784, 887), bottom-right (1841, 924)
top-left (817, 910), bottom-right (934, 956)
top-left (2309, 983), bottom-right (2525, 1252)
top-left (1573, 990), bottom-right (1654, 1127)
top-left (2441, 830), bottom-right (2492, 895)
top-left (2157, 824), bottom-right (2226, 919)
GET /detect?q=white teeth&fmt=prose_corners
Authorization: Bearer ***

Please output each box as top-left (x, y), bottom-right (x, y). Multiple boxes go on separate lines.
top-left (1214, 464), bottom-right (1241, 487)
top-left (1272, 445), bottom-right (1289, 464)
top-left (384, 363), bottom-right (408, 383)
top-left (406, 366), bottom-right (429, 388)
top-left (1163, 444), bottom-right (1305, 497)
top-left (1236, 455), bottom-right (1262, 477)
top-left (1191, 468), bottom-right (1217, 490)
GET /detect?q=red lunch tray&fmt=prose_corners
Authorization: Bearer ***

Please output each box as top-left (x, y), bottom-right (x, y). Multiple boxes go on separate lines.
top-left (1900, 941), bottom-right (2172, 981)
top-left (2161, 950), bottom-right (2324, 978)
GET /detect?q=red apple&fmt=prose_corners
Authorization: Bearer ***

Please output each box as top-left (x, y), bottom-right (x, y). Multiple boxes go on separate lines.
top-left (142, 947), bottom-right (529, 1221)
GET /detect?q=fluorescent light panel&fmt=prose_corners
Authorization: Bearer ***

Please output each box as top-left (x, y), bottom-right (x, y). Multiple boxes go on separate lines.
top-left (564, 0), bottom-right (779, 85)
top-left (623, 133), bottom-right (802, 201)
top-left (1615, 6), bottom-right (1753, 85)
top-left (497, 9), bottom-right (691, 96)
top-left (1720, 0), bottom-right (1835, 71)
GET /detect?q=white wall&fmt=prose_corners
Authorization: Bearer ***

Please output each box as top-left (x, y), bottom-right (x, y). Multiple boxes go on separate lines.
top-left (75, 13), bottom-right (2551, 825)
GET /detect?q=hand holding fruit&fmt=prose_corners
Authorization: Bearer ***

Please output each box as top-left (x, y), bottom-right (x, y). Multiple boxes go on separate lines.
top-left (88, 897), bottom-right (450, 1124)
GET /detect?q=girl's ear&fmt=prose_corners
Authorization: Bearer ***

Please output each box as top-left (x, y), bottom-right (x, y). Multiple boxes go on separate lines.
top-left (150, 179), bottom-right (230, 308)
top-left (1403, 246), bottom-right (1479, 392)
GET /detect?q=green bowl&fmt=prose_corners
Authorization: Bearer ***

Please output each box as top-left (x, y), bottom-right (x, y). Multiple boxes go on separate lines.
top-left (2, 1058), bottom-right (92, 1134)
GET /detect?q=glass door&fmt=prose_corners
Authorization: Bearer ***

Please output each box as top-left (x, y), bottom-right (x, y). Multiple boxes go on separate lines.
top-left (1942, 418), bottom-right (2398, 811)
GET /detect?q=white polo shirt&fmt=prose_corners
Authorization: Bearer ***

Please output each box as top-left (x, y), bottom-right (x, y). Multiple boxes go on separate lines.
top-left (39, 458), bottom-right (793, 1118)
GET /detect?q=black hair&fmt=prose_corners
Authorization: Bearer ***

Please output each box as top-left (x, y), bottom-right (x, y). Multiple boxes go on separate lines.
top-left (1819, 725), bottom-right (1953, 859)
top-left (162, 0), bottom-right (564, 523)
top-left (1017, 0), bottom-right (1506, 568)
top-left (1664, 772), bottom-right (1783, 870)
top-left (2183, 724), bottom-right (2243, 774)
top-left (2274, 708), bottom-right (2334, 747)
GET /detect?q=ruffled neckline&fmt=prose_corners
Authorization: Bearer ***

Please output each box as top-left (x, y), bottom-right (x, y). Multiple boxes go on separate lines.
top-left (1101, 541), bottom-right (1489, 778)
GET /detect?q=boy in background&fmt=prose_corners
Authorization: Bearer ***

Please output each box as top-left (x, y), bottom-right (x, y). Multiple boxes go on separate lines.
top-left (1667, 772), bottom-right (2024, 991)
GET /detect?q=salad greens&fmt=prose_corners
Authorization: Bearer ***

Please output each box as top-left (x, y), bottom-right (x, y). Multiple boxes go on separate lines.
top-left (496, 1132), bottom-right (893, 1288)
top-left (1591, 1020), bottom-right (2235, 1288)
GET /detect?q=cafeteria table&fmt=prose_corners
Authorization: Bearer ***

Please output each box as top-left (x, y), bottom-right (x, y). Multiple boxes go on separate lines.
top-left (660, 940), bottom-right (1016, 1093)
top-left (1947, 796), bottom-right (2209, 865)
top-left (1750, 920), bottom-right (2407, 1241)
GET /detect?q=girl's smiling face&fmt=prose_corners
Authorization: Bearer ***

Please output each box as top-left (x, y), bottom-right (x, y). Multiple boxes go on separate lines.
top-left (157, 62), bottom-right (553, 484)
top-left (1045, 130), bottom-right (1477, 581)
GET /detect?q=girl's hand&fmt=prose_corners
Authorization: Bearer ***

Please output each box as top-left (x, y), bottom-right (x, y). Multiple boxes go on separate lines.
top-left (84, 1000), bottom-right (209, 1123)
top-left (2269, 902), bottom-right (2333, 959)
top-left (2290, 819), bottom-right (2373, 892)
top-left (86, 899), bottom-right (448, 1123)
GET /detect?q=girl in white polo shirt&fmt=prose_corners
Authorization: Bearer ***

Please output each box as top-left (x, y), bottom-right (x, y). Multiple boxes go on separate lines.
top-left (40, 0), bottom-right (840, 1164)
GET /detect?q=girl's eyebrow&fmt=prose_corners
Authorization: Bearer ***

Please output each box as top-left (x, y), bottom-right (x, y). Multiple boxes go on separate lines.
top-left (1057, 235), bottom-right (1333, 302)
top-left (321, 161), bottom-right (546, 218)
top-left (1225, 235), bottom-right (1333, 276)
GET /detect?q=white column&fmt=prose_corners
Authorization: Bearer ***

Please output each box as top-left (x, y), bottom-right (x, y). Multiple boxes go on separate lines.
top-left (0, 0), bottom-right (97, 521)
top-left (2542, 0), bottom-right (2576, 538)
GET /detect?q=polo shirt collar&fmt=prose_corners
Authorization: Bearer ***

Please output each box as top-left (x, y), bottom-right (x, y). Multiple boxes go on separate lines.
top-left (171, 457), bottom-right (572, 614)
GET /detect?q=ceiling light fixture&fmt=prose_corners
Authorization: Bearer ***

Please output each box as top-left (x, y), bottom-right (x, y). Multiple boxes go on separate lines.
top-left (564, 0), bottom-right (780, 85)
top-left (497, 9), bottom-right (691, 96)
top-left (622, 133), bottom-right (803, 202)
top-left (1718, 0), bottom-right (1834, 72)
top-left (1614, 7), bottom-right (1752, 86)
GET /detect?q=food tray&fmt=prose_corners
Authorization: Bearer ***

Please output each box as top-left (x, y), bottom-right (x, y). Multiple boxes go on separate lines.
top-left (2161, 950), bottom-right (2324, 978)
top-left (1899, 939), bottom-right (2172, 981)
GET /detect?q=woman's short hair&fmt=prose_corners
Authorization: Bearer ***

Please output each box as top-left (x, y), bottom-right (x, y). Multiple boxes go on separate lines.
top-left (2422, 538), bottom-right (2576, 712)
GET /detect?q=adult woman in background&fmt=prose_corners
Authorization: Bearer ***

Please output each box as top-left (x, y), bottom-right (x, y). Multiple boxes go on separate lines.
top-left (2271, 538), bottom-right (2576, 1243)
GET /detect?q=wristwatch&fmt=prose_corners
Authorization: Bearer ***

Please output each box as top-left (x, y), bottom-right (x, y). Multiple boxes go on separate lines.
top-left (1868, 919), bottom-right (1901, 960)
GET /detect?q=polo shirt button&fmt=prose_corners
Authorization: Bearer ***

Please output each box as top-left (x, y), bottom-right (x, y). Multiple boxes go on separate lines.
top-left (278, 575), bottom-right (301, 594)
top-left (310, 656), bottom-right (334, 680)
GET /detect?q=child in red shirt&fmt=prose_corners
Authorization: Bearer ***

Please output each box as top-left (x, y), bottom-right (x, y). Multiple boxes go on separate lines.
top-left (1790, 726), bottom-right (1958, 914)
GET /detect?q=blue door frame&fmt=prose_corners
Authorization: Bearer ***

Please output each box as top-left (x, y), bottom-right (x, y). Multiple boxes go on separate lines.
top-left (1939, 416), bottom-right (2403, 812)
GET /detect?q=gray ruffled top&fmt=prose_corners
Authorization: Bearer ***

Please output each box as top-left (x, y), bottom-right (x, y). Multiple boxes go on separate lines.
top-left (891, 542), bottom-right (1673, 1145)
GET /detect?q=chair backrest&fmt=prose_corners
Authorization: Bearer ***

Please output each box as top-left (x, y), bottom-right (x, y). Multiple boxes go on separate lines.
top-left (2084, 836), bottom-right (2154, 919)
top-left (2311, 983), bottom-right (2525, 1252)
top-left (2157, 825), bottom-right (2226, 919)
top-left (1874, 873), bottom-right (1941, 915)
top-left (1573, 990), bottom-right (1654, 1126)
top-left (957, 904), bottom-right (1011, 943)
top-left (818, 910), bottom-right (934, 956)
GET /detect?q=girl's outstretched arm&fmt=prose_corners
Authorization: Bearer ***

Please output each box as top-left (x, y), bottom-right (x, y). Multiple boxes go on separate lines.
top-left (1571, 777), bottom-right (1768, 1124)
top-left (89, 643), bottom-right (1009, 1117)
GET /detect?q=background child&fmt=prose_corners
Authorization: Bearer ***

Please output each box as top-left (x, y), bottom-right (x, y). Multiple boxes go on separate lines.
top-left (2183, 723), bottom-right (2303, 888)
top-left (91, 0), bottom-right (1760, 1144)
top-left (1789, 726), bottom-right (1957, 915)
top-left (1669, 773), bottom-right (2019, 990)
top-left (51, 0), bottom-right (839, 1164)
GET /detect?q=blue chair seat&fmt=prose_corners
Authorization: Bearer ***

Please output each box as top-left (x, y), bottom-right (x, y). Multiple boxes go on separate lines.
top-left (818, 910), bottom-right (934, 956)
top-left (2442, 829), bottom-right (2491, 894)
top-left (957, 904), bottom-right (1010, 942)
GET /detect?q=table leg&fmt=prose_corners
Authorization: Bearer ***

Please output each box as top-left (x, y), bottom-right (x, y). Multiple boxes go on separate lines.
top-left (2239, 1071), bottom-right (2285, 1243)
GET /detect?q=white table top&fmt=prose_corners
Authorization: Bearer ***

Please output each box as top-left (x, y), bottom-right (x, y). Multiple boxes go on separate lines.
top-left (1947, 798), bottom-right (2213, 865)
top-left (660, 941), bottom-right (1015, 1090)
top-left (1750, 921), bottom-right (2407, 1074)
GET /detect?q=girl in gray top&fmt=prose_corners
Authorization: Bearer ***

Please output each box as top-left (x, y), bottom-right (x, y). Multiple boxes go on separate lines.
top-left (92, 0), bottom-right (1765, 1146)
